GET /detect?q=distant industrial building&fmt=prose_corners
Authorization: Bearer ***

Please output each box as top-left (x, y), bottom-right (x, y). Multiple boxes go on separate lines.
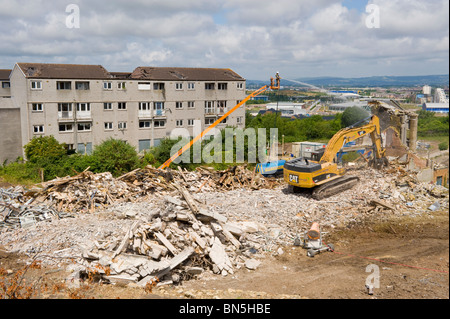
top-left (265, 102), bottom-right (307, 116)
top-left (422, 102), bottom-right (449, 113)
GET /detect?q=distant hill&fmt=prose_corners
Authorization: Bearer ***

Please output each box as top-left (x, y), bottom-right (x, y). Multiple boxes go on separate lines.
top-left (246, 74), bottom-right (449, 88)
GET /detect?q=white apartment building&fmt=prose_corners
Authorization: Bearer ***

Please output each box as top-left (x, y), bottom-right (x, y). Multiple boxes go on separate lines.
top-left (0, 63), bottom-right (247, 162)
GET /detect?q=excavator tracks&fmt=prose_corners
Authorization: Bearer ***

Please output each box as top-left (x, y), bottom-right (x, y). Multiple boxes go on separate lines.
top-left (311, 176), bottom-right (360, 200)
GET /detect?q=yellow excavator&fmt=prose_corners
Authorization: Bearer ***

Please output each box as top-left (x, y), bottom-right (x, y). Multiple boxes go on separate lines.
top-left (283, 115), bottom-right (388, 200)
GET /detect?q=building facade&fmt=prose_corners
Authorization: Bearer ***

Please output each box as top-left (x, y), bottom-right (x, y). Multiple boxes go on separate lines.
top-left (0, 63), bottom-right (247, 162)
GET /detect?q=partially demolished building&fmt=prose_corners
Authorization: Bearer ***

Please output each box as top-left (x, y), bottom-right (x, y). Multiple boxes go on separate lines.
top-left (0, 63), bottom-right (247, 163)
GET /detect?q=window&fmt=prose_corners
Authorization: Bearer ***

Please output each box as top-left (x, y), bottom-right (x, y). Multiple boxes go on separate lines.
top-left (2, 82), bottom-right (10, 88)
top-left (205, 83), bottom-right (215, 90)
top-left (217, 101), bottom-right (227, 114)
top-left (58, 103), bottom-right (72, 111)
top-left (175, 82), bottom-right (183, 90)
top-left (104, 122), bottom-right (113, 130)
top-left (75, 82), bottom-right (90, 90)
top-left (187, 101), bottom-right (195, 108)
top-left (117, 82), bottom-right (126, 90)
top-left (31, 81), bottom-right (42, 90)
top-left (59, 124), bottom-right (73, 132)
top-left (237, 82), bottom-right (244, 89)
top-left (154, 120), bottom-right (166, 128)
top-left (218, 83), bottom-right (227, 90)
top-left (139, 139), bottom-right (151, 152)
top-left (77, 122), bottom-right (91, 131)
top-left (118, 121), bottom-right (127, 130)
top-left (76, 103), bottom-right (90, 112)
top-left (118, 102), bottom-right (127, 110)
top-left (104, 103), bottom-right (113, 110)
top-left (153, 83), bottom-right (165, 90)
top-left (138, 82), bottom-right (151, 90)
top-left (33, 125), bottom-right (44, 134)
top-left (187, 82), bottom-right (195, 90)
top-left (77, 142), bottom-right (92, 155)
top-left (176, 119), bottom-right (183, 127)
top-left (188, 119), bottom-right (195, 126)
top-left (139, 102), bottom-right (150, 111)
top-left (205, 118), bottom-right (215, 125)
top-left (57, 81), bottom-right (72, 90)
top-left (205, 101), bottom-right (214, 114)
top-left (103, 82), bottom-right (112, 90)
top-left (139, 121), bottom-right (151, 128)
top-left (237, 116), bottom-right (243, 124)
top-left (32, 103), bottom-right (43, 112)
top-left (175, 102), bottom-right (183, 109)
top-left (154, 102), bottom-right (165, 116)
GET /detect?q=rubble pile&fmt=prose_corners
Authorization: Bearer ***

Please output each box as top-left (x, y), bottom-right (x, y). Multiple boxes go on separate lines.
top-left (0, 187), bottom-right (70, 230)
top-left (29, 165), bottom-right (281, 214)
top-left (67, 185), bottom-right (267, 288)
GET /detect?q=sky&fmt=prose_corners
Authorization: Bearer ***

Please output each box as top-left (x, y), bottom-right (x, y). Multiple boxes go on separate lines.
top-left (0, 0), bottom-right (448, 80)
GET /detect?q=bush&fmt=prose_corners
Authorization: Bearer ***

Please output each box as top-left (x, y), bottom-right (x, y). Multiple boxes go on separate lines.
top-left (438, 141), bottom-right (448, 151)
top-left (24, 136), bottom-right (67, 163)
top-left (90, 138), bottom-right (139, 176)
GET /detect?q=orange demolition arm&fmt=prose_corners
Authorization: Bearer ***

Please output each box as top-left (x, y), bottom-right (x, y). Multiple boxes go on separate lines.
top-left (158, 74), bottom-right (281, 170)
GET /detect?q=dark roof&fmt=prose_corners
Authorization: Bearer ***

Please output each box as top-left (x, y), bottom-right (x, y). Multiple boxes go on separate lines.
top-left (0, 69), bottom-right (11, 80)
top-left (110, 72), bottom-right (132, 79)
top-left (16, 63), bottom-right (112, 79)
top-left (130, 67), bottom-right (245, 81)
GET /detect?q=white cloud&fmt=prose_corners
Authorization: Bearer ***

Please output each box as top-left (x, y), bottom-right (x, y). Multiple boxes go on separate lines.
top-left (0, 0), bottom-right (447, 79)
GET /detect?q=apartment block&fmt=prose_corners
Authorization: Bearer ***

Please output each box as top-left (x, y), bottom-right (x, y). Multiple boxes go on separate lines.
top-left (0, 63), bottom-right (246, 162)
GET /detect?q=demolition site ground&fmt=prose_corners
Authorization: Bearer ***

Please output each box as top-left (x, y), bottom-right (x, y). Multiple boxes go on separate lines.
top-left (0, 187), bottom-right (448, 300)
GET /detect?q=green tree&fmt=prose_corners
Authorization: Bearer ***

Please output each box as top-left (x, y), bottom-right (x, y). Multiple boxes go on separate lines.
top-left (90, 138), bottom-right (139, 176)
top-left (24, 136), bottom-right (67, 163)
top-left (341, 106), bottom-right (370, 128)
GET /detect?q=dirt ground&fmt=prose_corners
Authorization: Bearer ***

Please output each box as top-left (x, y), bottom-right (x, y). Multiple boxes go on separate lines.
top-left (1, 209), bottom-right (448, 300)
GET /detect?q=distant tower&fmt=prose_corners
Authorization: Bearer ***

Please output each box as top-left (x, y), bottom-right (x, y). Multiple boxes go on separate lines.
top-left (423, 85), bottom-right (432, 95)
top-left (434, 88), bottom-right (449, 103)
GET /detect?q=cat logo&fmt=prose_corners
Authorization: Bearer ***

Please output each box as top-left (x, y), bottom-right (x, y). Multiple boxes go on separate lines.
top-left (289, 174), bottom-right (299, 183)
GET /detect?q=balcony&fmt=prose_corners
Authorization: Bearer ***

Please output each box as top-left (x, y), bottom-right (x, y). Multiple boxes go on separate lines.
top-left (154, 109), bottom-right (166, 117)
top-left (138, 110), bottom-right (152, 119)
top-left (76, 111), bottom-right (92, 120)
top-left (58, 111), bottom-right (73, 121)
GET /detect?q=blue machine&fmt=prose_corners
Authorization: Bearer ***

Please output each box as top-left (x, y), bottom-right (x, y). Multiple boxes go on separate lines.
top-left (255, 160), bottom-right (286, 176)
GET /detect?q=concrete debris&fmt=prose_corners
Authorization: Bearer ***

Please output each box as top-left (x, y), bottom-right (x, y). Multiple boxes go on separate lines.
top-left (0, 155), bottom-right (448, 288)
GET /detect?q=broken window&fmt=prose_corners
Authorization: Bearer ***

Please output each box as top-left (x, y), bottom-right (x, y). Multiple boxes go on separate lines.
top-left (103, 81), bottom-right (112, 90)
top-left (237, 82), bottom-right (244, 89)
top-left (218, 83), bottom-right (227, 90)
top-left (2, 81), bottom-right (10, 88)
top-left (57, 81), bottom-right (72, 90)
top-left (117, 82), bottom-right (126, 90)
top-left (176, 119), bottom-right (183, 127)
top-left (187, 82), bottom-right (195, 90)
top-left (175, 82), bottom-right (183, 90)
top-left (175, 102), bottom-right (183, 109)
top-left (104, 103), bottom-right (113, 110)
top-left (188, 119), bottom-right (194, 126)
top-left (188, 101), bottom-right (195, 108)
top-left (118, 102), bottom-right (127, 110)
